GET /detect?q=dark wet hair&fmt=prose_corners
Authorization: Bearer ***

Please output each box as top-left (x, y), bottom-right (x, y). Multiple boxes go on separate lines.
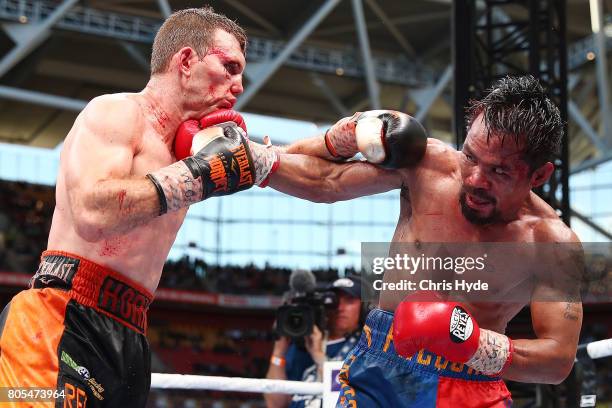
top-left (466, 75), bottom-right (563, 169)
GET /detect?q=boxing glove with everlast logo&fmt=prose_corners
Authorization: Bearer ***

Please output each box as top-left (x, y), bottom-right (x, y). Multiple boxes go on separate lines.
top-left (147, 121), bottom-right (256, 215)
top-left (393, 292), bottom-right (513, 375)
top-left (324, 110), bottom-right (427, 169)
top-left (173, 110), bottom-right (279, 188)
top-left (173, 109), bottom-right (247, 161)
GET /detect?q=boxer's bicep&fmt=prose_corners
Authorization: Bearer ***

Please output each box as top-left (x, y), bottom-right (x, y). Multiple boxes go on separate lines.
top-left (270, 153), bottom-right (402, 203)
top-left (530, 226), bottom-right (583, 341)
top-left (530, 299), bottom-right (582, 345)
top-left (503, 299), bottom-right (582, 383)
top-left (63, 97), bottom-right (157, 240)
top-left (531, 298), bottom-right (581, 368)
top-left (531, 243), bottom-right (583, 346)
top-left (504, 228), bottom-right (584, 383)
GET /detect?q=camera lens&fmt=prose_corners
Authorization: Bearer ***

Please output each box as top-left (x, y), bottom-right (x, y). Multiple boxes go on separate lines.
top-left (287, 310), bottom-right (305, 332)
top-left (276, 304), bottom-right (315, 338)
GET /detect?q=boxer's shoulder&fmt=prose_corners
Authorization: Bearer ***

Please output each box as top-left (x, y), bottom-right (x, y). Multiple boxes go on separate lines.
top-left (83, 93), bottom-right (143, 125)
top-left (531, 217), bottom-right (579, 244)
top-left (78, 93), bottom-right (145, 145)
top-left (409, 138), bottom-right (459, 174)
top-left (523, 192), bottom-right (578, 244)
top-left (425, 137), bottom-right (453, 154)
top-left (86, 92), bottom-right (141, 113)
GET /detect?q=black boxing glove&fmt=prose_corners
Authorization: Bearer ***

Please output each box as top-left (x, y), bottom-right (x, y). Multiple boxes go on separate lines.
top-left (355, 110), bottom-right (427, 169)
top-left (147, 122), bottom-right (256, 215)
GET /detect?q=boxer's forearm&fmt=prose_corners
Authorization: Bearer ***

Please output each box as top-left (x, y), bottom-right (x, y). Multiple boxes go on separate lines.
top-left (269, 154), bottom-right (402, 203)
top-left (71, 178), bottom-right (167, 241)
top-left (502, 338), bottom-right (577, 384)
top-left (282, 135), bottom-right (336, 160)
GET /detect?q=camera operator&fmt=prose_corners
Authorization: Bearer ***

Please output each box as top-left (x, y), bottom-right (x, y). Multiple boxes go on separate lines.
top-left (264, 275), bottom-right (365, 408)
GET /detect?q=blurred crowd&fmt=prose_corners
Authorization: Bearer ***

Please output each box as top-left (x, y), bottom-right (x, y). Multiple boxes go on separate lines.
top-left (161, 256), bottom-right (346, 295)
top-left (149, 324), bottom-right (273, 378)
top-left (0, 181), bottom-right (53, 275)
top-left (0, 180), bottom-right (349, 295)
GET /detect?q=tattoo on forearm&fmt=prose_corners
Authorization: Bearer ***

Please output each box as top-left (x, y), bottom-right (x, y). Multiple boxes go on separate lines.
top-left (466, 329), bottom-right (511, 375)
top-left (150, 161), bottom-right (203, 213)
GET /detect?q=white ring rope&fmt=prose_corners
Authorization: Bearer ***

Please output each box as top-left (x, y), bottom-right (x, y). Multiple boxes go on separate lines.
top-left (150, 373), bottom-right (323, 395)
top-left (585, 338), bottom-right (612, 360)
top-left (150, 339), bottom-right (612, 394)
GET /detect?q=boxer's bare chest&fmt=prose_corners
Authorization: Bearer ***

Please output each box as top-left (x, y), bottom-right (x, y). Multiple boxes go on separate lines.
top-left (382, 171), bottom-right (534, 330)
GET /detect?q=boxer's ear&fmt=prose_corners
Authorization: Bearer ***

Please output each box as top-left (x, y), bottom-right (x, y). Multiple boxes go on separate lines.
top-left (529, 161), bottom-right (554, 188)
top-left (176, 47), bottom-right (199, 77)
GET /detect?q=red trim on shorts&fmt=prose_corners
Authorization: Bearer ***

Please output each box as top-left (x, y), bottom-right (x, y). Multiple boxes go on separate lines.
top-left (39, 250), bottom-right (153, 334)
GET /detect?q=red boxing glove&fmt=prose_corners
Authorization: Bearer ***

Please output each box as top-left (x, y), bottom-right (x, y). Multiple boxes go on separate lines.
top-left (200, 109), bottom-right (246, 132)
top-left (174, 110), bottom-right (247, 160)
top-left (393, 292), bottom-right (513, 375)
top-left (393, 293), bottom-right (480, 363)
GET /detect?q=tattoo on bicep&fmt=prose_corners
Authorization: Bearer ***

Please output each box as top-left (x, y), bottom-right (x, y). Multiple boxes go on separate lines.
top-left (563, 302), bottom-right (580, 321)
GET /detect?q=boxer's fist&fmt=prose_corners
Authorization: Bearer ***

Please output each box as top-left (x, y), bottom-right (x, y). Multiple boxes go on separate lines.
top-left (324, 110), bottom-right (427, 168)
top-left (199, 109), bottom-right (247, 131)
top-left (174, 120), bottom-right (200, 161)
top-left (183, 122), bottom-right (254, 198)
top-left (393, 293), bottom-right (513, 375)
top-left (188, 121), bottom-right (279, 188)
top-left (355, 110), bottom-right (427, 169)
top-left (324, 113), bottom-right (361, 158)
top-left (174, 110), bottom-right (247, 160)
top-left (393, 293), bottom-right (480, 363)
top-left (147, 122), bottom-right (255, 214)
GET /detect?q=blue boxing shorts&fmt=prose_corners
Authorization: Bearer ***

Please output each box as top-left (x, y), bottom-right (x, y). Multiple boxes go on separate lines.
top-left (337, 309), bottom-right (512, 408)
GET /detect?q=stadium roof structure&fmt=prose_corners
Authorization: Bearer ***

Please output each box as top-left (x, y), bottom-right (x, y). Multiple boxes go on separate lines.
top-left (0, 0), bottom-right (608, 167)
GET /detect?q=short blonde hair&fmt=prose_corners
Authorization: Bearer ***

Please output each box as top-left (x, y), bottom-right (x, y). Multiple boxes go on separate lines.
top-left (150, 6), bottom-right (246, 75)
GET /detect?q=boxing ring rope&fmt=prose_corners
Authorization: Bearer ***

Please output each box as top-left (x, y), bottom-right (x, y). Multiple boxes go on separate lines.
top-left (574, 338), bottom-right (612, 407)
top-left (150, 373), bottom-right (323, 394)
top-left (578, 338), bottom-right (612, 360)
top-left (150, 339), bottom-right (612, 396)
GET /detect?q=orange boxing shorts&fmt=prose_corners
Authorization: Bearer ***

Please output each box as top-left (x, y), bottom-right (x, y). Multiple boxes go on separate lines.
top-left (0, 251), bottom-right (153, 407)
